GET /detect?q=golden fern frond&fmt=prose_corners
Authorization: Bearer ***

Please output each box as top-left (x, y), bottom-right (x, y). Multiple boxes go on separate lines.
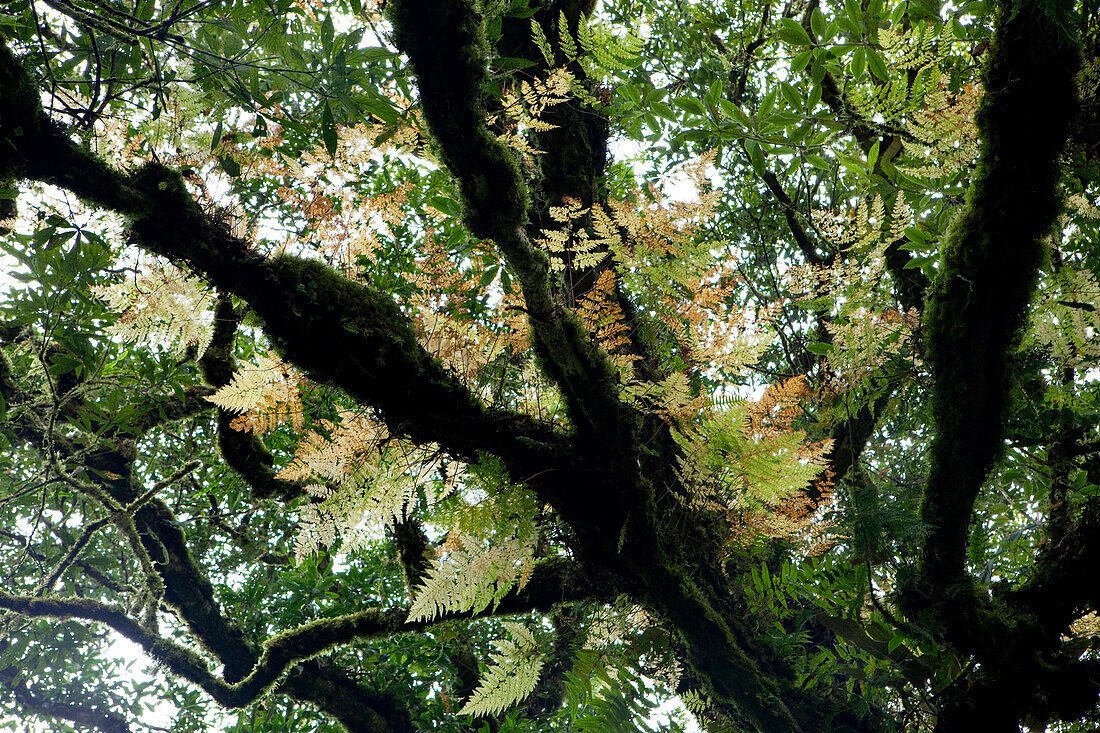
top-left (416, 310), bottom-right (505, 383)
top-left (206, 350), bottom-right (302, 422)
top-left (748, 375), bottom-right (812, 435)
top-left (291, 448), bottom-right (430, 562)
top-left (537, 197), bottom-right (611, 272)
top-left (282, 411), bottom-right (454, 561)
top-left (574, 269), bottom-right (634, 368)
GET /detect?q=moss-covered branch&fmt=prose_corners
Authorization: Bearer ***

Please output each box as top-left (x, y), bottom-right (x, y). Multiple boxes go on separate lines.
top-left (907, 0), bottom-right (1079, 626)
top-left (0, 556), bottom-right (603, 716)
top-left (199, 295), bottom-right (305, 501)
top-left (386, 0), bottom-right (636, 450)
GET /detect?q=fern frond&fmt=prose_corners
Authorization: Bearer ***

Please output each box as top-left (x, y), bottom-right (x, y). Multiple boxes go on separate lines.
top-left (407, 531), bottom-right (536, 621)
top-left (207, 350), bottom-right (301, 419)
top-left (459, 623), bottom-right (544, 717)
top-left (94, 262), bottom-right (214, 357)
top-left (577, 18), bottom-right (643, 72)
top-left (531, 19), bottom-right (554, 65)
top-left (558, 11), bottom-right (578, 61)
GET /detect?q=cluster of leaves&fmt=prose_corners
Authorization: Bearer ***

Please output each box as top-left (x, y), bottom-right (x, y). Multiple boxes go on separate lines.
top-left (0, 0), bottom-right (1098, 730)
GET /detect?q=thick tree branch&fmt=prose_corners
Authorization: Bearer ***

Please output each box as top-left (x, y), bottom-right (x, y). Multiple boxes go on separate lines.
top-left (386, 0), bottom-right (636, 452)
top-left (904, 0), bottom-right (1079, 627)
top-left (0, 40), bottom-right (574, 496)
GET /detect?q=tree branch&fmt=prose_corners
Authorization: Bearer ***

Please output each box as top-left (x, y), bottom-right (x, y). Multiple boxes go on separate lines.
top-left (904, 0), bottom-right (1079, 630)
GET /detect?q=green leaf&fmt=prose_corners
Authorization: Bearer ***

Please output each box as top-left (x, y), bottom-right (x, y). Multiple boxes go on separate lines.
top-left (791, 50), bottom-right (813, 72)
top-left (218, 155), bottom-right (241, 177)
top-left (806, 342), bottom-right (832, 355)
top-left (778, 18), bottom-right (813, 46)
top-left (850, 47), bottom-right (867, 79)
top-left (867, 49), bottom-right (889, 81)
top-left (845, 0), bottom-right (863, 26)
top-left (322, 101), bottom-right (337, 157)
top-left (674, 96), bottom-right (707, 117)
top-left (780, 82), bottom-right (802, 109)
top-left (321, 15), bottom-right (334, 53)
top-left (810, 8), bottom-right (827, 39)
top-left (210, 121), bottom-right (223, 153)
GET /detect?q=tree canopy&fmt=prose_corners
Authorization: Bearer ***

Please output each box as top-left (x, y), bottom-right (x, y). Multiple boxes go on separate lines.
top-left (0, 0), bottom-right (1097, 730)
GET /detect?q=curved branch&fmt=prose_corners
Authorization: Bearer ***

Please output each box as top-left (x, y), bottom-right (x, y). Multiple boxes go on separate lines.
top-left (199, 294), bottom-right (305, 501)
top-left (0, 556), bottom-right (603, 712)
top-left (907, 0), bottom-right (1079, 627)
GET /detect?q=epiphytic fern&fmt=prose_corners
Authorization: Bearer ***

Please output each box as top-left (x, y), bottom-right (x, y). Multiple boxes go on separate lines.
top-left (408, 460), bottom-right (541, 621)
top-left (896, 77), bottom-right (981, 179)
top-left (416, 310), bottom-right (507, 385)
top-left (1027, 267), bottom-right (1100, 366)
top-left (825, 307), bottom-right (918, 388)
top-left (532, 11), bottom-right (643, 73)
top-left (537, 196), bottom-right (610, 272)
top-left (406, 531), bottom-right (537, 621)
top-left (786, 194), bottom-right (910, 307)
top-left (459, 622), bottom-right (545, 717)
top-left (207, 350), bottom-right (304, 432)
top-left (847, 22), bottom-right (980, 180)
top-left (277, 410), bottom-right (455, 561)
top-left (491, 68), bottom-right (573, 158)
top-left (671, 397), bottom-right (832, 539)
top-left (574, 269), bottom-right (635, 370)
top-left (94, 261), bottom-right (214, 357)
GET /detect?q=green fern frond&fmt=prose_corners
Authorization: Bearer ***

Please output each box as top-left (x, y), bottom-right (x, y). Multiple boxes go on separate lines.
top-left (578, 20), bottom-right (643, 72)
top-left (407, 531), bottom-right (536, 621)
top-left (459, 623), bottom-right (544, 717)
top-left (558, 11), bottom-right (578, 61)
top-left (531, 19), bottom-right (554, 66)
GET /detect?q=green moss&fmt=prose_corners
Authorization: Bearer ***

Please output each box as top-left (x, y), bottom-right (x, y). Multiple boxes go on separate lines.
top-left (387, 0), bottom-right (528, 239)
top-left (911, 0), bottom-right (1080, 631)
top-left (0, 44), bottom-right (44, 182)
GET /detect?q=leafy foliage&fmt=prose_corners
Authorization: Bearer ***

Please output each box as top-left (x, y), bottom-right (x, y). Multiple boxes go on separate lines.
top-left (0, 0), bottom-right (1097, 730)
